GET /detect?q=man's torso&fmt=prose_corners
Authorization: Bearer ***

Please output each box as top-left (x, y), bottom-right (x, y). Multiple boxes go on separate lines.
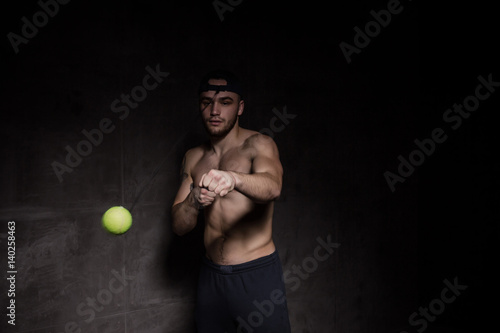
top-left (189, 129), bottom-right (276, 265)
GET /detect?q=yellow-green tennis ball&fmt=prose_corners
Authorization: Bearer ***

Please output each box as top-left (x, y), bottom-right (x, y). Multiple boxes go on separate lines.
top-left (102, 206), bottom-right (132, 235)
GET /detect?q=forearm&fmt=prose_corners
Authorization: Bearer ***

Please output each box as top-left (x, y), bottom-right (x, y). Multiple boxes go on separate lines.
top-left (171, 191), bottom-right (199, 236)
top-left (230, 171), bottom-right (281, 203)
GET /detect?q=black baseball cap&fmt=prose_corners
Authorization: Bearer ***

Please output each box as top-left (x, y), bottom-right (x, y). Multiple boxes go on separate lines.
top-left (198, 69), bottom-right (244, 99)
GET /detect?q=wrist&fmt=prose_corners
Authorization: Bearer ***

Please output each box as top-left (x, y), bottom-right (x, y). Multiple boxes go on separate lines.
top-left (187, 187), bottom-right (202, 210)
top-left (228, 171), bottom-right (239, 189)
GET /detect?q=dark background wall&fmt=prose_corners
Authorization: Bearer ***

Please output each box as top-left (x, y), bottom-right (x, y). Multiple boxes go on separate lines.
top-left (1, 1), bottom-right (498, 332)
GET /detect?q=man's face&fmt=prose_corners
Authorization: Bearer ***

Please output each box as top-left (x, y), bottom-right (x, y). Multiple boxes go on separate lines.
top-left (199, 79), bottom-right (244, 138)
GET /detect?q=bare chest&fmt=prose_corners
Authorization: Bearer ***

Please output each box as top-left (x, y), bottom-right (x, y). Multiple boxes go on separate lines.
top-left (191, 148), bottom-right (253, 186)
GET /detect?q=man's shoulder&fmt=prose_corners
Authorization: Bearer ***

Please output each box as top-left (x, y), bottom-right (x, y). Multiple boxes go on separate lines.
top-left (185, 145), bottom-right (204, 155)
top-left (184, 144), bottom-right (207, 164)
top-left (241, 129), bottom-right (278, 151)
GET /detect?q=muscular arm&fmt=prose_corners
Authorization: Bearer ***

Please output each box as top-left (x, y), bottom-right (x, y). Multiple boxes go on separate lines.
top-left (171, 154), bottom-right (198, 236)
top-left (231, 135), bottom-right (283, 203)
top-left (171, 150), bottom-right (215, 236)
top-left (172, 196), bottom-right (199, 236)
top-left (230, 170), bottom-right (281, 203)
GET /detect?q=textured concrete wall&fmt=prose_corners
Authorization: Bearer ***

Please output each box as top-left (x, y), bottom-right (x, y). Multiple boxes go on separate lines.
top-left (1, 1), bottom-right (497, 333)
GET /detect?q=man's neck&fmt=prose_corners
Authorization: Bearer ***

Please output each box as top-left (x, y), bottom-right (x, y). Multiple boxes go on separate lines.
top-left (209, 125), bottom-right (241, 156)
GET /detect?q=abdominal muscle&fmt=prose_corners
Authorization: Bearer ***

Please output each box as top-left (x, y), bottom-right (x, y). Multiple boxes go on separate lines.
top-left (203, 190), bottom-right (276, 265)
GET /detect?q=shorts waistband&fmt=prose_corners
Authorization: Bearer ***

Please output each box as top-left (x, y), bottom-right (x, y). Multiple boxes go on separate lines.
top-left (202, 250), bottom-right (279, 275)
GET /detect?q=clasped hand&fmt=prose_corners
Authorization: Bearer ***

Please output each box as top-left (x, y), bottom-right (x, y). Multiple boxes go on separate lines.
top-left (193, 169), bottom-right (236, 207)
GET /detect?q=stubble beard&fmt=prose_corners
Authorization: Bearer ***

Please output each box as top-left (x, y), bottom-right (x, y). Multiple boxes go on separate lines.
top-left (204, 114), bottom-right (238, 138)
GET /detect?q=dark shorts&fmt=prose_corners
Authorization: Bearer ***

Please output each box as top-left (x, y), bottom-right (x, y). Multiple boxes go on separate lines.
top-left (195, 251), bottom-right (292, 333)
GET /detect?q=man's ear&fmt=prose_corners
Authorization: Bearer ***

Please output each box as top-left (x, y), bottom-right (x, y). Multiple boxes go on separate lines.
top-left (238, 99), bottom-right (244, 116)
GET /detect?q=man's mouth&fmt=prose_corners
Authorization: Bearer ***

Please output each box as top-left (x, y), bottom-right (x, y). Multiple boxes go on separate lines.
top-left (208, 119), bottom-right (223, 125)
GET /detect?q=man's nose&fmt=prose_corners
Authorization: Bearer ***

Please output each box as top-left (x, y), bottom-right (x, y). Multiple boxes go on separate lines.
top-left (210, 102), bottom-right (220, 115)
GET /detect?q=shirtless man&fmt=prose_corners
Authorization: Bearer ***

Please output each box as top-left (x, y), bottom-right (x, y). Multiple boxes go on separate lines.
top-left (171, 70), bottom-right (291, 332)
